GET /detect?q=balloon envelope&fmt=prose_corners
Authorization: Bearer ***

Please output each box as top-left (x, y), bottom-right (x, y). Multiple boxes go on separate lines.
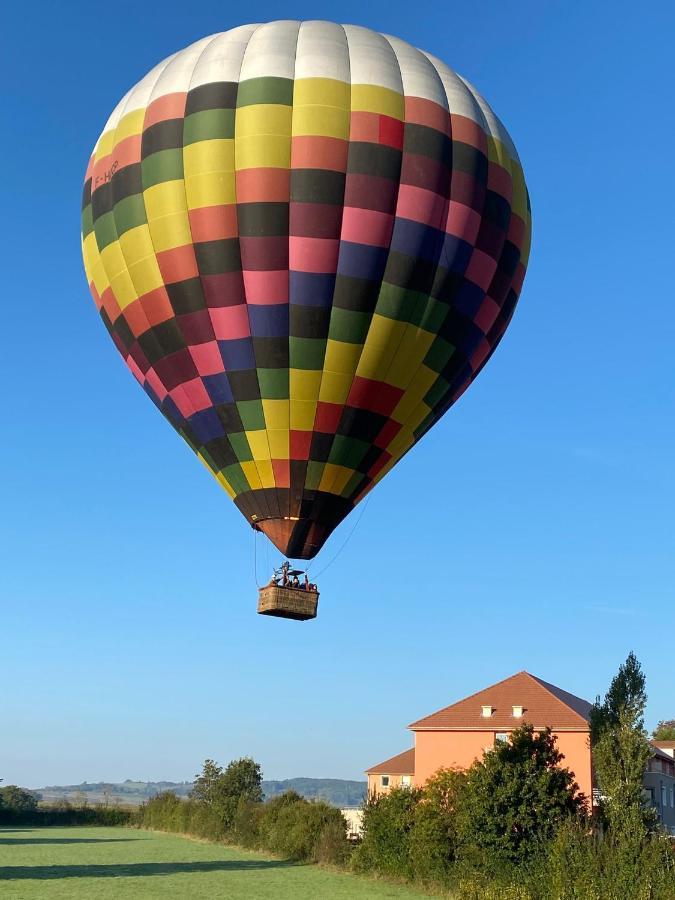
top-left (82, 22), bottom-right (531, 558)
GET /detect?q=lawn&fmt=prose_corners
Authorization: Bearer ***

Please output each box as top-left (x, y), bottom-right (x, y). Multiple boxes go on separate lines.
top-left (0, 827), bottom-right (433, 898)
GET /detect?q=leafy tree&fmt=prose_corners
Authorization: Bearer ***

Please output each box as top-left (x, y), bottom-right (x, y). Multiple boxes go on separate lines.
top-left (0, 786), bottom-right (39, 811)
top-left (220, 757), bottom-right (263, 805)
top-left (190, 758), bottom-right (224, 806)
top-left (652, 719), bottom-right (675, 741)
top-left (590, 652), bottom-right (656, 835)
top-left (456, 724), bottom-right (586, 865)
top-left (191, 757), bottom-right (263, 829)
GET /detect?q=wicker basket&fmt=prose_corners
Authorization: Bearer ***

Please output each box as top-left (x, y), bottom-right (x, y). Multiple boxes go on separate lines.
top-left (257, 585), bottom-right (319, 621)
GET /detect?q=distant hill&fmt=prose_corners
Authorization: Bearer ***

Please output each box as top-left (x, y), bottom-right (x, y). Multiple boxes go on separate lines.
top-left (35, 778), bottom-right (366, 808)
top-left (263, 778), bottom-right (366, 806)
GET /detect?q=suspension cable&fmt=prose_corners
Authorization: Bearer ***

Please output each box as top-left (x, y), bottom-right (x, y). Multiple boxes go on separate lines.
top-left (253, 528), bottom-right (261, 588)
top-left (308, 494), bottom-right (373, 581)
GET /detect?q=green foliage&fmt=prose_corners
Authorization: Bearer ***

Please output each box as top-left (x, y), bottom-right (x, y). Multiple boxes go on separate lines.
top-left (190, 757), bottom-right (263, 831)
top-left (137, 785), bottom-right (350, 866)
top-left (190, 759), bottom-right (224, 806)
top-left (408, 768), bottom-right (467, 883)
top-left (590, 652), bottom-right (656, 835)
top-left (0, 784), bottom-right (39, 811)
top-left (545, 817), bottom-right (675, 900)
top-left (0, 801), bottom-right (133, 827)
top-left (352, 787), bottom-right (421, 878)
top-left (261, 793), bottom-right (349, 864)
top-left (456, 724), bottom-right (586, 865)
top-left (653, 719), bottom-right (675, 741)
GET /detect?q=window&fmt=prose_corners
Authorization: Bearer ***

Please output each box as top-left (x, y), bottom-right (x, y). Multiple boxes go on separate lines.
top-left (401, 775), bottom-right (412, 787)
top-left (481, 705), bottom-right (493, 717)
top-left (661, 785), bottom-right (667, 809)
top-left (512, 705), bottom-right (523, 718)
top-left (381, 776), bottom-right (389, 788)
top-left (495, 732), bottom-right (510, 744)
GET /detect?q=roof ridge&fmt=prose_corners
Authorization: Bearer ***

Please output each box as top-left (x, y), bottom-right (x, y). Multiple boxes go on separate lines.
top-left (407, 670), bottom-right (528, 728)
top-left (525, 673), bottom-right (591, 723)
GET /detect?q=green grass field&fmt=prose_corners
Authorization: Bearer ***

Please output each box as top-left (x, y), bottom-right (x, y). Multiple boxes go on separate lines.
top-left (0, 827), bottom-right (433, 898)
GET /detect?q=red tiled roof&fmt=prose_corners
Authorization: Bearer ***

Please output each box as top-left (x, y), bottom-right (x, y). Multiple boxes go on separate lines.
top-left (408, 672), bottom-right (592, 731)
top-left (366, 748), bottom-right (415, 775)
top-left (653, 740), bottom-right (675, 749)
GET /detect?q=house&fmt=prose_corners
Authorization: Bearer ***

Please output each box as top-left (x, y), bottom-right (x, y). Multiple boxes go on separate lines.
top-left (366, 671), bottom-right (675, 835)
top-left (365, 748), bottom-right (415, 796)
top-left (652, 741), bottom-right (675, 759)
top-left (645, 743), bottom-right (675, 833)
top-left (366, 671), bottom-right (594, 801)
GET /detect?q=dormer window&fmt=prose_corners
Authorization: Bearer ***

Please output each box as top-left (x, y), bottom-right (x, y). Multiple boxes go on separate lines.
top-left (512, 705), bottom-right (523, 718)
top-left (481, 705), bottom-right (493, 717)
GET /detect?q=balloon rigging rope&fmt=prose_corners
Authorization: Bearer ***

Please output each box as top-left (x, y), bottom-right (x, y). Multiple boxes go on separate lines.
top-left (307, 494), bottom-right (373, 581)
top-left (253, 529), bottom-right (262, 589)
top-left (253, 494), bottom-right (372, 585)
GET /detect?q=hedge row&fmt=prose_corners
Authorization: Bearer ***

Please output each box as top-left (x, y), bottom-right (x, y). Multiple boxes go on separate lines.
top-left (136, 789), bottom-right (350, 865)
top-left (0, 805), bottom-right (134, 827)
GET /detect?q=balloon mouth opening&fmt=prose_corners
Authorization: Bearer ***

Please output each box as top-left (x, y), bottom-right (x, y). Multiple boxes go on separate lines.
top-left (256, 517), bottom-right (328, 560)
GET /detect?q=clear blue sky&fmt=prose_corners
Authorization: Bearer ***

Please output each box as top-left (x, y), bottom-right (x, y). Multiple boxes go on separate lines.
top-left (2, 1), bottom-right (673, 788)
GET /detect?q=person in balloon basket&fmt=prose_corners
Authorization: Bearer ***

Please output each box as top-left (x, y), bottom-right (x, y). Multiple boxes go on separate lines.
top-left (267, 563), bottom-right (316, 592)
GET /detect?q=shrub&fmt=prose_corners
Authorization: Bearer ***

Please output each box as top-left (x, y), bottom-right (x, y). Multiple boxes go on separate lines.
top-left (456, 724), bottom-right (586, 866)
top-left (231, 798), bottom-right (264, 848)
top-left (314, 817), bottom-right (352, 866)
top-left (409, 768), bottom-right (467, 884)
top-left (137, 787), bottom-right (350, 866)
top-left (0, 803), bottom-right (133, 827)
top-left (352, 787), bottom-right (421, 878)
top-left (0, 786), bottom-right (39, 812)
top-left (262, 795), bottom-right (348, 863)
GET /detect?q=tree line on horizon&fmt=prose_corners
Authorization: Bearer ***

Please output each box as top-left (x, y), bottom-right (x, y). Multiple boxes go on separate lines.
top-left (24, 777), bottom-right (366, 808)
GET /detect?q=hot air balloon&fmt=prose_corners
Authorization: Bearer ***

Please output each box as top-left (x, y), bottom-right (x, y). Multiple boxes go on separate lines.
top-left (82, 22), bottom-right (531, 618)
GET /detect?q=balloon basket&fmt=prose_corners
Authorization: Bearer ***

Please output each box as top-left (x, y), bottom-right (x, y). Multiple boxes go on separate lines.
top-left (257, 585), bottom-right (319, 621)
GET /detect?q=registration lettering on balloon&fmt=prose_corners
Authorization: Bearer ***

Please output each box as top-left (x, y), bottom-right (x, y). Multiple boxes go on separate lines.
top-left (81, 22), bottom-right (531, 562)
top-left (94, 159), bottom-right (119, 188)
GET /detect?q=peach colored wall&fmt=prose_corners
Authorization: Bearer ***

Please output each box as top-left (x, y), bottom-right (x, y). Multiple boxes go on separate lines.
top-left (414, 730), bottom-right (592, 802)
top-left (414, 731), bottom-right (495, 785)
top-left (367, 772), bottom-right (411, 796)
top-left (553, 732), bottom-right (593, 801)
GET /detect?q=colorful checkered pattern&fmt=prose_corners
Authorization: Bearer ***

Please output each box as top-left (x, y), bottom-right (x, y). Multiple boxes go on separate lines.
top-left (82, 22), bottom-right (531, 559)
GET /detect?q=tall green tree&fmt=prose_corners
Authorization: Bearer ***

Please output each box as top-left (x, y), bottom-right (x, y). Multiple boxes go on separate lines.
top-left (456, 724), bottom-right (586, 865)
top-left (0, 786), bottom-right (39, 811)
top-left (190, 759), bottom-right (224, 806)
top-left (191, 757), bottom-right (263, 829)
top-left (652, 719), bottom-right (675, 741)
top-left (590, 652), bottom-right (655, 835)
